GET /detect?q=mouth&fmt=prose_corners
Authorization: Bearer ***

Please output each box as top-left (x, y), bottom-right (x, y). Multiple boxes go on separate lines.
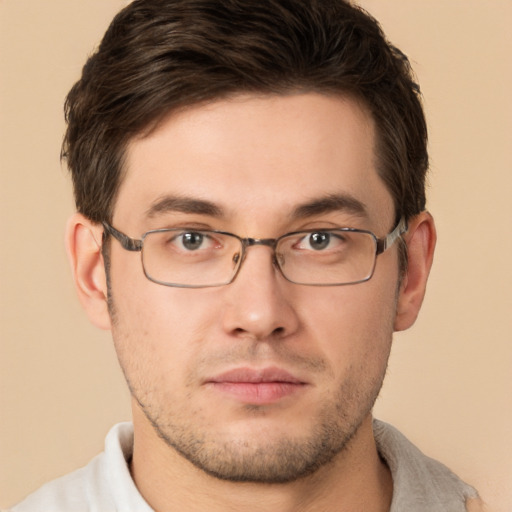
top-left (205, 367), bottom-right (308, 405)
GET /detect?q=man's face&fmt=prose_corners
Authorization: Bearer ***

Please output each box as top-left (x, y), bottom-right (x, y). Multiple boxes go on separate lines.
top-left (108, 93), bottom-right (400, 483)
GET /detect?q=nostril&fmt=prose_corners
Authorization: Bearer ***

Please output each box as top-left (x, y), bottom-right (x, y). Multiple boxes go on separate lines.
top-left (272, 326), bottom-right (285, 336)
top-left (231, 325), bottom-right (286, 339)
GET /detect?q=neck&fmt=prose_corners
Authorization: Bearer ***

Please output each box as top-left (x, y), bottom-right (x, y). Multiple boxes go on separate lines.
top-left (130, 409), bottom-right (392, 512)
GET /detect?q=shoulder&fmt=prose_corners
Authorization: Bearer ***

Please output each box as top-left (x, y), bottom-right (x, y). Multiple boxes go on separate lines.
top-left (9, 423), bottom-right (150, 512)
top-left (9, 454), bottom-right (111, 512)
top-left (373, 419), bottom-right (480, 512)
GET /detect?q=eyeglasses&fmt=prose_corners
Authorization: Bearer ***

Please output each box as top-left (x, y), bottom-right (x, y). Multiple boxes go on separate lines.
top-left (102, 218), bottom-right (407, 288)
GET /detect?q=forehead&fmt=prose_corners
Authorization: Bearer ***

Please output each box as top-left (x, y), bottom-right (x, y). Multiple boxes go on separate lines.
top-left (115, 93), bottom-right (394, 232)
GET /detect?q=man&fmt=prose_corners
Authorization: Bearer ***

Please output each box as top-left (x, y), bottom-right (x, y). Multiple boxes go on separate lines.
top-left (11, 0), bottom-right (483, 511)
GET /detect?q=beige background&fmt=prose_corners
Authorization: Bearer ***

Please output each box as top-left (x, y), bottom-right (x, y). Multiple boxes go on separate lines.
top-left (1, 1), bottom-right (511, 510)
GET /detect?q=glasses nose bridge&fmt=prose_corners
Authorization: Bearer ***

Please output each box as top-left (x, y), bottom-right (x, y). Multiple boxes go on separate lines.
top-left (237, 236), bottom-right (281, 269)
top-left (243, 237), bottom-right (278, 249)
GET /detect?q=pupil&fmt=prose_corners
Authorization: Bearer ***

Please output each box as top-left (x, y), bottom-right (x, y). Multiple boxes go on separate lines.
top-left (183, 232), bottom-right (203, 250)
top-left (310, 232), bottom-right (330, 250)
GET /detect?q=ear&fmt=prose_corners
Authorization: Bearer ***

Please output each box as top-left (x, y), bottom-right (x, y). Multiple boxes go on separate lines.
top-left (394, 211), bottom-right (437, 332)
top-left (65, 213), bottom-right (111, 330)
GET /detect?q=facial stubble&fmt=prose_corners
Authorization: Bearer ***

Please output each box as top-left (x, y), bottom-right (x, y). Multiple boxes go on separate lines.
top-left (141, 363), bottom-right (389, 484)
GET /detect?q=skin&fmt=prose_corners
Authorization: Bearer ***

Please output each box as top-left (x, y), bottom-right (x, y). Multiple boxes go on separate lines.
top-left (67, 93), bottom-right (437, 511)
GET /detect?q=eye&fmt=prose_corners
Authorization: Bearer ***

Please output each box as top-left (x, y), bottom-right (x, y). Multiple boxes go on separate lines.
top-left (181, 232), bottom-right (205, 251)
top-left (172, 231), bottom-right (216, 252)
top-left (296, 231), bottom-right (343, 251)
top-left (307, 232), bottom-right (331, 251)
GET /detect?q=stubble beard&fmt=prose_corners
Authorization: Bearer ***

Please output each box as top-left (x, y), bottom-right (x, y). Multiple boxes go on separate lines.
top-left (138, 366), bottom-right (388, 484)
top-left (112, 323), bottom-right (390, 485)
top-left (115, 333), bottom-right (389, 484)
top-left (105, 263), bottom-right (393, 485)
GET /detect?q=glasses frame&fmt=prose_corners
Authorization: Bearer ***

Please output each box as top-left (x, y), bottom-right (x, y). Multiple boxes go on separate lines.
top-left (102, 217), bottom-right (408, 288)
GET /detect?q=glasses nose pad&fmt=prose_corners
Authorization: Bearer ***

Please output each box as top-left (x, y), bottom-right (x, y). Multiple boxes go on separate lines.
top-left (275, 251), bottom-right (285, 268)
top-left (232, 251), bottom-right (242, 268)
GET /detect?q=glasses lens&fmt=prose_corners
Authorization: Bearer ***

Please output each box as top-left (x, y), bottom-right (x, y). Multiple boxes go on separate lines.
top-left (141, 229), bottom-right (242, 287)
top-left (277, 230), bottom-right (377, 285)
top-left (139, 228), bottom-right (377, 287)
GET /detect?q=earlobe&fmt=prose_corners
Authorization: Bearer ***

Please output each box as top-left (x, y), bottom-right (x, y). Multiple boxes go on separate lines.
top-left (65, 213), bottom-right (111, 330)
top-left (394, 211), bottom-right (437, 332)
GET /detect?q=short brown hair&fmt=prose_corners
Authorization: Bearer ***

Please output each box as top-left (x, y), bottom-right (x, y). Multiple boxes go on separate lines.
top-left (63, 0), bottom-right (428, 225)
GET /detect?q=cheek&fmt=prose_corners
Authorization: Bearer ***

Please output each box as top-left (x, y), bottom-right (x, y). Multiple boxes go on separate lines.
top-left (109, 274), bottom-right (221, 372)
top-left (296, 280), bottom-right (397, 364)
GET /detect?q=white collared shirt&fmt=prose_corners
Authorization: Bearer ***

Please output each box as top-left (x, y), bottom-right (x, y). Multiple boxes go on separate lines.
top-left (10, 420), bottom-right (479, 512)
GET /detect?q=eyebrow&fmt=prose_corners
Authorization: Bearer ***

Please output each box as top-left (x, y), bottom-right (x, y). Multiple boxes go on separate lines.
top-left (291, 193), bottom-right (368, 220)
top-left (145, 192), bottom-right (367, 222)
top-left (145, 195), bottom-right (224, 218)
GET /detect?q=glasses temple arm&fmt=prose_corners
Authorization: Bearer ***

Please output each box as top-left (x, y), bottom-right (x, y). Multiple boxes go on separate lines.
top-left (376, 217), bottom-right (408, 254)
top-left (102, 222), bottom-right (143, 251)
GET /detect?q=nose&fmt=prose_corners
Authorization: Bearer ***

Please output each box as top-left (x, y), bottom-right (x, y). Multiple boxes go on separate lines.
top-left (221, 245), bottom-right (300, 341)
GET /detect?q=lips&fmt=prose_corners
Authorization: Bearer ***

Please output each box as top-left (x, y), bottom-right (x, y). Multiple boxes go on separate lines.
top-left (205, 367), bottom-right (307, 404)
